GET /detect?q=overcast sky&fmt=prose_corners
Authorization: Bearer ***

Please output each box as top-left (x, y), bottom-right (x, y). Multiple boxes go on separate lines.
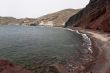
top-left (0, 0), bottom-right (89, 18)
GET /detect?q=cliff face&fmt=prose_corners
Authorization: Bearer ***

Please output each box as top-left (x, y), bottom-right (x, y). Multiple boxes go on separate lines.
top-left (65, 0), bottom-right (110, 32)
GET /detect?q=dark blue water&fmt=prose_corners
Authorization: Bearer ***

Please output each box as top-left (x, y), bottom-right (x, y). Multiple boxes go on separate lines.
top-left (0, 25), bottom-right (84, 70)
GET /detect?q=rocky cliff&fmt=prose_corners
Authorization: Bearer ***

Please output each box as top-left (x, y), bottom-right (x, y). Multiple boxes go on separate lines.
top-left (65, 0), bottom-right (110, 32)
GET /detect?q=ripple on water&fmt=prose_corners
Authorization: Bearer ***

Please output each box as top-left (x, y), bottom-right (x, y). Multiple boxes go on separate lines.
top-left (0, 25), bottom-right (92, 72)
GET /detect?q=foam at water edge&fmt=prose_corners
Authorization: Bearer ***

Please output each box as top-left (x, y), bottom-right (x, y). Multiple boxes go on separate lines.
top-left (66, 28), bottom-right (93, 54)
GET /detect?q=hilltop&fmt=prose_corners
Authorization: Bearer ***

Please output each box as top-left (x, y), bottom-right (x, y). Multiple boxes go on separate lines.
top-left (0, 9), bottom-right (80, 27)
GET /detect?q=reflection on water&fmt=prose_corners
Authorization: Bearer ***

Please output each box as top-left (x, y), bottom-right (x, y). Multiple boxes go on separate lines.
top-left (0, 25), bottom-right (83, 69)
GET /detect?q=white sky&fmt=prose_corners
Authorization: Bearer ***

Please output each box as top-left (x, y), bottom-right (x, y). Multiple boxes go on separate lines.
top-left (0, 0), bottom-right (89, 18)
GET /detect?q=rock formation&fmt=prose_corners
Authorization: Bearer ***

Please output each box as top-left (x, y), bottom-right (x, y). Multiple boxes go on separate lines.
top-left (65, 0), bottom-right (110, 32)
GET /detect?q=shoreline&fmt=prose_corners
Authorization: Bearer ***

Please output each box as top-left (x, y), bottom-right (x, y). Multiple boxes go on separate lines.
top-left (71, 27), bottom-right (110, 73)
top-left (64, 28), bottom-right (99, 73)
top-left (0, 26), bottom-right (109, 73)
top-left (0, 26), bottom-right (93, 73)
top-left (41, 28), bottom-right (100, 73)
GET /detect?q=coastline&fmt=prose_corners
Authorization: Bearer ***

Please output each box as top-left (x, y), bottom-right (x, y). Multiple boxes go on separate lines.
top-left (44, 28), bottom-right (100, 73)
top-left (70, 27), bottom-right (110, 73)
top-left (65, 28), bottom-right (99, 73)
top-left (0, 26), bottom-right (109, 73)
top-left (0, 26), bottom-right (94, 73)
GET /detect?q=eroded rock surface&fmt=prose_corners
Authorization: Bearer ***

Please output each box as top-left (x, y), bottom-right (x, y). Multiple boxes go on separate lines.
top-left (65, 0), bottom-right (110, 32)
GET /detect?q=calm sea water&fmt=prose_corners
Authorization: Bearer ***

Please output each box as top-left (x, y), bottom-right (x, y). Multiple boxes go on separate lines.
top-left (0, 25), bottom-right (84, 69)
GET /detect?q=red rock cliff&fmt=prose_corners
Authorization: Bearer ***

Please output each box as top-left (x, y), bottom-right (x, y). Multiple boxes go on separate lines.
top-left (65, 0), bottom-right (110, 32)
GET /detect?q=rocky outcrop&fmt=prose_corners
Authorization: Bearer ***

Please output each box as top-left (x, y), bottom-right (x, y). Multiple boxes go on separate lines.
top-left (0, 9), bottom-right (80, 27)
top-left (65, 0), bottom-right (110, 32)
top-left (0, 60), bottom-right (32, 73)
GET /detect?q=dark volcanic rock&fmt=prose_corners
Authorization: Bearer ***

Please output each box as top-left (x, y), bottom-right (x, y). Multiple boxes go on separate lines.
top-left (0, 60), bottom-right (32, 73)
top-left (65, 0), bottom-right (110, 32)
